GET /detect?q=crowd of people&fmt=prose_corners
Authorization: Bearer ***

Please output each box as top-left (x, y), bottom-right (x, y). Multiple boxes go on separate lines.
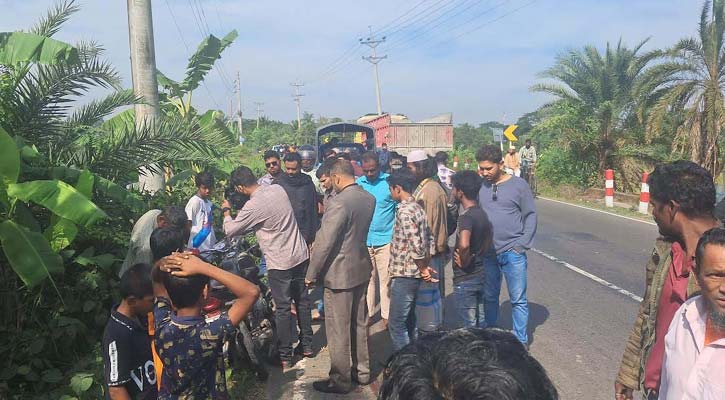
top-left (101, 140), bottom-right (724, 399)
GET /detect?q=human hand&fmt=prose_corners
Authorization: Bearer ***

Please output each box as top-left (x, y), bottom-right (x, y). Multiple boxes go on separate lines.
top-left (419, 266), bottom-right (439, 283)
top-left (305, 279), bottom-right (315, 287)
top-left (453, 250), bottom-right (461, 268)
top-left (221, 199), bottom-right (231, 210)
top-left (160, 252), bottom-right (210, 277)
top-left (614, 382), bottom-right (633, 400)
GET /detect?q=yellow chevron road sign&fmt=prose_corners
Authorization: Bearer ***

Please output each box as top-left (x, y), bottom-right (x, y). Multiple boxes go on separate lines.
top-left (504, 124), bottom-right (518, 141)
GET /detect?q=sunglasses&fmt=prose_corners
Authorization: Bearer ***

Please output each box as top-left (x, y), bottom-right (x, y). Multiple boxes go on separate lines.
top-left (492, 183), bottom-right (498, 201)
top-left (265, 161), bottom-right (279, 168)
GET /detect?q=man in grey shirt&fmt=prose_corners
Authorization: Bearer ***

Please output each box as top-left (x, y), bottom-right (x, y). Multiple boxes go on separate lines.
top-left (476, 145), bottom-right (537, 347)
top-left (223, 166), bottom-right (313, 367)
top-left (120, 206), bottom-right (189, 277)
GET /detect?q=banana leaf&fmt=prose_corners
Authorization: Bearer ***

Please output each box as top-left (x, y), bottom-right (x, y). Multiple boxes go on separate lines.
top-left (0, 31), bottom-right (79, 65)
top-left (7, 180), bottom-right (107, 227)
top-left (0, 220), bottom-right (63, 287)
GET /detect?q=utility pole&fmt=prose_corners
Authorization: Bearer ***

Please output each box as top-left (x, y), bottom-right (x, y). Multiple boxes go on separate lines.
top-left (127, 0), bottom-right (163, 194)
top-left (254, 102), bottom-right (264, 130)
top-left (234, 71), bottom-right (243, 143)
top-left (360, 26), bottom-right (387, 115)
top-left (291, 82), bottom-right (305, 131)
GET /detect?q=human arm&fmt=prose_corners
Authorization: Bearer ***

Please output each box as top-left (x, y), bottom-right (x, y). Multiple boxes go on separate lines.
top-left (516, 182), bottom-right (538, 250)
top-left (421, 187), bottom-right (449, 254)
top-left (454, 228), bottom-right (472, 269)
top-left (107, 387), bottom-right (132, 400)
top-left (305, 199), bottom-right (346, 285)
top-left (305, 183), bottom-right (319, 243)
top-left (223, 202), bottom-right (261, 238)
top-left (161, 254), bottom-right (260, 326)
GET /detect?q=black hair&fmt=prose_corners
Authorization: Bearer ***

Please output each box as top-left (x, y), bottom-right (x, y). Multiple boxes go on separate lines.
top-left (150, 227), bottom-right (185, 263)
top-left (330, 159), bottom-right (354, 177)
top-left (162, 270), bottom-right (210, 309)
top-left (284, 152), bottom-right (302, 165)
top-left (120, 263), bottom-right (153, 299)
top-left (361, 151), bottom-right (379, 165)
top-left (323, 149), bottom-right (337, 159)
top-left (194, 170), bottom-right (215, 188)
top-left (648, 160), bottom-right (715, 218)
top-left (525, 139), bottom-right (532, 144)
top-left (475, 145), bottom-right (503, 163)
top-left (316, 158), bottom-right (337, 179)
top-left (338, 152), bottom-right (351, 161)
top-left (379, 328), bottom-right (559, 400)
top-left (230, 165), bottom-right (257, 187)
top-left (695, 227), bottom-right (725, 272)
top-left (263, 150), bottom-right (280, 161)
top-left (435, 151), bottom-right (449, 164)
top-left (452, 170), bottom-right (482, 200)
top-left (387, 168), bottom-right (417, 194)
top-left (382, 142), bottom-right (388, 147)
top-left (159, 206), bottom-right (187, 230)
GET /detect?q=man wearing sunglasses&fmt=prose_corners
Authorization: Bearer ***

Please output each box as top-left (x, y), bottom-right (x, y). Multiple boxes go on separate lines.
top-left (475, 144), bottom-right (537, 348)
top-left (258, 150), bottom-right (283, 186)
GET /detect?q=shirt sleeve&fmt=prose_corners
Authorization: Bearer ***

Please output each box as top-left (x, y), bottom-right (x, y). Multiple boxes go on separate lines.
top-left (103, 331), bottom-right (132, 386)
top-left (223, 201), bottom-right (261, 237)
top-left (153, 297), bottom-right (172, 332)
top-left (457, 213), bottom-right (473, 233)
top-left (517, 181), bottom-right (538, 250)
top-left (401, 209), bottom-right (427, 260)
top-left (207, 312), bottom-right (236, 338)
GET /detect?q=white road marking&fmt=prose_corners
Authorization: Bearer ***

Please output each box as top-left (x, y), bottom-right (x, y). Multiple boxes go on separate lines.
top-left (538, 197), bottom-right (656, 226)
top-left (531, 248), bottom-right (644, 303)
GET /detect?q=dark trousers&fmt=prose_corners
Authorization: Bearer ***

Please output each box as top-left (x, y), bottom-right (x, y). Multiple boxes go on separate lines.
top-left (268, 260), bottom-right (313, 361)
top-left (324, 283), bottom-right (370, 390)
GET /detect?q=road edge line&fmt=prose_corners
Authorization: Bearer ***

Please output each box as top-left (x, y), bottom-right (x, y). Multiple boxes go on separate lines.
top-left (538, 197), bottom-right (656, 226)
top-left (531, 248), bottom-right (644, 303)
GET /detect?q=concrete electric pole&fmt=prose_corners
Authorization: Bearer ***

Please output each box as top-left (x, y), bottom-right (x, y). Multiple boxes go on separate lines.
top-left (360, 26), bottom-right (387, 115)
top-left (254, 102), bottom-right (264, 130)
top-left (235, 71), bottom-right (243, 143)
top-left (291, 82), bottom-right (305, 131)
top-left (127, 0), bottom-right (163, 193)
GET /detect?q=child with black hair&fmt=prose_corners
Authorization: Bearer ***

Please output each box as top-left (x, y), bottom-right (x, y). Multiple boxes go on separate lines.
top-left (185, 171), bottom-right (217, 252)
top-left (149, 227), bottom-right (260, 399)
top-left (102, 263), bottom-right (157, 399)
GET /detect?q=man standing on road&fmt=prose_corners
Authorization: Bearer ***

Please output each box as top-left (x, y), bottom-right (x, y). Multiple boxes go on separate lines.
top-left (223, 166), bottom-right (313, 368)
top-left (185, 171), bottom-right (217, 252)
top-left (476, 145), bottom-right (537, 347)
top-left (615, 160), bottom-right (720, 400)
top-left (408, 150), bottom-right (449, 300)
top-left (451, 171), bottom-right (492, 328)
top-left (378, 143), bottom-right (391, 173)
top-left (258, 150), bottom-right (283, 186)
top-left (358, 151), bottom-right (396, 328)
top-left (275, 152), bottom-right (320, 245)
top-left (305, 160), bottom-right (375, 394)
top-left (658, 227), bottom-right (725, 400)
top-left (518, 139), bottom-right (537, 182)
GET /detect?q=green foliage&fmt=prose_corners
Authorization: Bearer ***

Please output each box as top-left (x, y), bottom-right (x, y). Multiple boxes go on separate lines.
top-left (453, 123), bottom-right (495, 151)
top-left (536, 148), bottom-right (598, 188)
top-left (0, 31), bottom-right (79, 65)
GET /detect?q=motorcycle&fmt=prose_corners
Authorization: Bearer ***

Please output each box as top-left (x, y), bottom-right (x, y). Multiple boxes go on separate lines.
top-left (200, 236), bottom-right (277, 381)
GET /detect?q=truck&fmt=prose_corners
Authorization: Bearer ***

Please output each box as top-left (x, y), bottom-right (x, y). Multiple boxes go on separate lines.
top-left (358, 113), bottom-right (454, 155)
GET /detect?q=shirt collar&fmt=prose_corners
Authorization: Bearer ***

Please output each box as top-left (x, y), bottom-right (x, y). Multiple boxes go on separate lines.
top-left (110, 305), bottom-right (145, 332)
top-left (171, 313), bottom-right (205, 325)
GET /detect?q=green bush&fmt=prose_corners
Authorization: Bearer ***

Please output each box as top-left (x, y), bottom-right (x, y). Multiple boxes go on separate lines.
top-left (536, 148), bottom-right (598, 188)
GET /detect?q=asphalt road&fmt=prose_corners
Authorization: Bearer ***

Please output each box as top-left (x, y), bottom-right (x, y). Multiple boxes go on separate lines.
top-left (267, 197), bottom-right (660, 399)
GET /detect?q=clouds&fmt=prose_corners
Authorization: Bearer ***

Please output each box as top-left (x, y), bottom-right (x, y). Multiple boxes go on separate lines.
top-left (0, 0), bottom-right (701, 124)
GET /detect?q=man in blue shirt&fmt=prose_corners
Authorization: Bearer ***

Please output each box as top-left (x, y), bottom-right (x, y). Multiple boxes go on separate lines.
top-left (358, 151), bottom-right (397, 327)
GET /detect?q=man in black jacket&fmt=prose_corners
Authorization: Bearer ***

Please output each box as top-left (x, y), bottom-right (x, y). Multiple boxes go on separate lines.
top-left (275, 152), bottom-right (320, 245)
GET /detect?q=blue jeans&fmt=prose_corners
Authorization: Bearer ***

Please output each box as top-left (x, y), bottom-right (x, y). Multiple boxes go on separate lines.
top-left (453, 271), bottom-right (486, 328)
top-left (484, 250), bottom-right (529, 344)
top-left (388, 277), bottom-right (422, 351)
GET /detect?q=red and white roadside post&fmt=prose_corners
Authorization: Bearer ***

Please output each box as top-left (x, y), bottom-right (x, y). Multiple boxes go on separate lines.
top-left (638, 172), bottom-right (650, 214)
top-left (605, 169), bottom-right (614, 208)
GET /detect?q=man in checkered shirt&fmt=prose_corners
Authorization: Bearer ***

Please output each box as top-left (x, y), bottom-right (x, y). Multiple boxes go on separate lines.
top-left (386, 168), bottom-right (438, 351)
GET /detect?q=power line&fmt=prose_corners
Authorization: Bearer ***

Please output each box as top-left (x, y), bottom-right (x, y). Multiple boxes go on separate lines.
top-left (361, 27), bottom-right (387, 115)
top-left (370, 0), bottom-right (431, 36)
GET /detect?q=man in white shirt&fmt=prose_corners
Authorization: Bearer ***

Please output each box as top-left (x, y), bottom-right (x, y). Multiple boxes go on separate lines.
top-left (659, 227), bottom-right (725, 400)
top-left (185, 171), bottom-right (217, 252)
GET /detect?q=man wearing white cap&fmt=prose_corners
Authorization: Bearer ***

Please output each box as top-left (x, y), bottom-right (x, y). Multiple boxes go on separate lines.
top-left (407, 150), bottom-right (449, 304)
top-left (504, 145), bottom-right (521, 177)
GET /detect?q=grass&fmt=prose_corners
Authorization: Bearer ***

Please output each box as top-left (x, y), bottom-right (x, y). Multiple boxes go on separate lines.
top-left (227, 365), bottom-right (265, 399)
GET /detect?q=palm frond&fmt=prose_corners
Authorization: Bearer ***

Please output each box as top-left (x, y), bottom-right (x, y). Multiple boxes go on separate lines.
top-left (66, 89), bottom-right (138, 128)
top-left (30, 0), bottom-right (79, 38)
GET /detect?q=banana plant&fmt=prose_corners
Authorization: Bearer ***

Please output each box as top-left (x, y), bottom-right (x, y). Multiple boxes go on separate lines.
top-left (157, 30), bottom-right (238, 120)
top-left (0, 126), bottom-right (108, 288)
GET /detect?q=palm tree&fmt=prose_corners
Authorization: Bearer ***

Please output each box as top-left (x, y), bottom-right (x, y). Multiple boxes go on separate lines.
top-left (1, 0), bottom-right (236, 184)
top-left (532, 39), bottom-right (657, 176)
top-left (637, 0), bottom-right (725, 176)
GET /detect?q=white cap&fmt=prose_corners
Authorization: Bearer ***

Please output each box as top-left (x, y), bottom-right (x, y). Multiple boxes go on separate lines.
top-left (407, 150), bottom-right (428, 163)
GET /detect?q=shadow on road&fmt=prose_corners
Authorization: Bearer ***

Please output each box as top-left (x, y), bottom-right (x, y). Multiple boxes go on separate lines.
top-left (495, 301), bottom-right (550, 345)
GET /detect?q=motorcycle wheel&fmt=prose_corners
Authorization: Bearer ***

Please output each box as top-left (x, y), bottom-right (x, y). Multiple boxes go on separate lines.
top-left (236, 322), bottom-right (269, 382)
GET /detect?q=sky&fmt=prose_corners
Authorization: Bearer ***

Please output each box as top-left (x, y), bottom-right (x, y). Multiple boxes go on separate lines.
top-left (0, 0), bottom-right (703, 125)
